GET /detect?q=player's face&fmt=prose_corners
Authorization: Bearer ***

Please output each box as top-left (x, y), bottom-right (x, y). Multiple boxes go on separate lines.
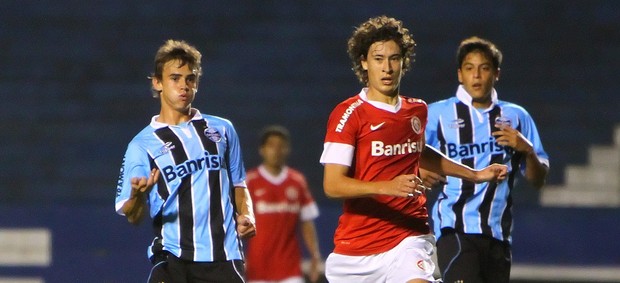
top-left (361, 40), bottom-right (403, 100)
top-left (153, 59), bottom-right (199, 113)
top-left (457, 51), bottom-right (500, 108)
top-left (259, 135), bottom-right (290, 169)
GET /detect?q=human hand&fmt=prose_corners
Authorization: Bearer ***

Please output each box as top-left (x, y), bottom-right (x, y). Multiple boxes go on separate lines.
top-left (419, 168), bottom-right (447, 189)
top-left (492, 125), bottom-right (534, 154)
top-left (474, 164), bottom-right (508, 183)
top-left (130, 168), bottom-right (160, 199)
top-left (236, 214), bottom-right (256, 239)
top-left (383, 174), bottom-right (429, 198)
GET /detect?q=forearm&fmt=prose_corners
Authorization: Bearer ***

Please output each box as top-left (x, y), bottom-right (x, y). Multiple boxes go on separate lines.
top-left (420, 146), bottom-right (477, 182)
top-left (323, 164), bottom-right (389, 198)
top-left (234, 187), bottom-right (254, 219)
top-left (122, 194), bottom-right (147, 225)
top-left (523, 151), bottom-right (549, 189)
top-left (301, 221), bottom-right (321, 260)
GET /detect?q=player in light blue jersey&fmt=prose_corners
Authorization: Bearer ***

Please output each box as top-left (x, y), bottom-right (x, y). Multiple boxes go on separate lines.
top-left (115, 39), bottom-right (256, 283)
top-left (422, 36), bottom-right (549, 283)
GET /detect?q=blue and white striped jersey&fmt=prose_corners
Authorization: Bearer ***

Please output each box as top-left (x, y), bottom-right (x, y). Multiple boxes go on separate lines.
top-left (426, 86), bottom-right (549, 243)
top-left (115, 110), bottom-right (247, 262)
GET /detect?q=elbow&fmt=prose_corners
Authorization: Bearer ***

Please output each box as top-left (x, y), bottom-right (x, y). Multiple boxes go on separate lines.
top-left (528, 172), bottom-right (548, 190)
top-left (323, 185), bottom-right (339, 199)
top-left (126, 214), bottom-right (143, 226)
top-left (531, 178), bottom-right (546, 190)
top-left (323, 181), bottom-right (343, 199)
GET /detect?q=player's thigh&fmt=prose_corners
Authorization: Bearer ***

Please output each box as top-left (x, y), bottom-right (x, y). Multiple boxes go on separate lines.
top-left (481, 240), bottom-right (511, 283)
top-left (436, 232), bottom-right (482, 283)
top-left (325, 252), bottom-right (386, 283)
top-left (189, 260), bottom-right (245, 283)
top-left (387, 235), bottom-right (438, 283)
top-left (148, 260), bottom-right (173, 283)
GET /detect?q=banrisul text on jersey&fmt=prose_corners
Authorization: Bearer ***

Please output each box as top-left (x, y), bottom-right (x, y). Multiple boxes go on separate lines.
top-left (161, 151), bottom-right (223, 182)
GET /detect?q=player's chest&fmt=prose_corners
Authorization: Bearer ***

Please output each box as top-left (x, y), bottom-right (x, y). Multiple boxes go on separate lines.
top-left (358, 110), bottom-right (425, 142)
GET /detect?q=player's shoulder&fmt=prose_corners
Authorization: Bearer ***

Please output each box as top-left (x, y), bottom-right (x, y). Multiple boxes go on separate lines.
top-left (427, 97), bottom-right (457, 110)
top-left (201, 113), bottom-right (234, 127)
top-left (400, 95), bottom-right (427, 106)
top-left (245, 168), bottom-right (260, 182)
top-left (286, 167), bottom-right (307, 182)
top-left (497, 100), bottom-right (531, 117)
top-left (128, 124), bottom-right (158, 145)
top-left (332, 95), bottom-right (365, 111)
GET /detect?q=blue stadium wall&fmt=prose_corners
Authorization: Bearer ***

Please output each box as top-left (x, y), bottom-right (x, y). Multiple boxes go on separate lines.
top-left (0, 1), bottom-right (619, 282)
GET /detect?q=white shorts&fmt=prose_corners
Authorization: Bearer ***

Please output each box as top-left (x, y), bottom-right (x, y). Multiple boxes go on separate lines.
top-left (325, 234), bottom-right (438, 283)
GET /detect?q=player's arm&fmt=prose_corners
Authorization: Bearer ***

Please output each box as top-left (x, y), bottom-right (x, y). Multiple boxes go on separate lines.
top-left (235, 186), bottom-right (256, 239)
top-left (122, 168), bottom-right (160, 225)
top-left (492, 126), bottom-right (548, 188)
top-left (420, 144), bottom-right (507, 184)
top-left (301, 220), bottom-right (321, 283)
top-left (323, 164), bottom-right (422, 198)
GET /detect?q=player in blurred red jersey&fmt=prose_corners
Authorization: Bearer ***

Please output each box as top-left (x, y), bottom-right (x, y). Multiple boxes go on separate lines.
top-left (319, 16), bottom-right (507, 283)
top-left (246, 125), bottom-right (322, 283)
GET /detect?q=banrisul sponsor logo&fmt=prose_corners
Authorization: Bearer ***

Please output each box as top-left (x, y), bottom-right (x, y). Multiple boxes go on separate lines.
top-left (371, 139), bottom-right (423, 156)
top-left (446, 137), bottom-right (505, 158)
top-left (162, 151), bottom-right (222, 182)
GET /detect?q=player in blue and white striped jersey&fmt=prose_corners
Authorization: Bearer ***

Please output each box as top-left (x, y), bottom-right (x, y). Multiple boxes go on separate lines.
top-left (422, 36), bottom-right (549, 283)
top-left (115, 39), bottom-right (255, 283)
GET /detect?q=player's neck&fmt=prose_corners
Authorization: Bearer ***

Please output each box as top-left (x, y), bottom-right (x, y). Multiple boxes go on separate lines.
top-left (157, 107), bottom-right (194, 125)
top-left (262, 163), bottom-right (284, 176)
top-left (366, 89), bottom-right (399, 105)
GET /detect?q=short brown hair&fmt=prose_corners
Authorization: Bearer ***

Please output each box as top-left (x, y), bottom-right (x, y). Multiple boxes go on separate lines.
top-left (150, 39), bottom-right (202, 98)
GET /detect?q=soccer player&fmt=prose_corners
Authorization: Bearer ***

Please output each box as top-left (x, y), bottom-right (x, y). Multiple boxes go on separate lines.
top-left (422, 36), bottom-right (550, 283)
top-left (319, 16), bottom-right (508, 283)
top-left (245, 125), bottom-right (322, 283)
top-left (114, 39), bottom-right (256, 283)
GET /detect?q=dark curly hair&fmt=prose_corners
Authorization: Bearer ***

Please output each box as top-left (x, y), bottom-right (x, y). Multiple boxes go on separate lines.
top-left (347, 15), bottom-right (416, 85)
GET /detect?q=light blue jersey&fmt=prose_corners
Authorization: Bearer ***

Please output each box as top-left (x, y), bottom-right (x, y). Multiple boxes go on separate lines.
top-left (115, 110), bottom-right (247, 262)
top-left (426, 86), bottom-right (549, 243)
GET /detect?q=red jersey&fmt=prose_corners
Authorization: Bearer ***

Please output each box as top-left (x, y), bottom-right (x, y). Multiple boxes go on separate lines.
top-left (320, 89), bottom-right (430, 256)
top-left (245, 165), bottom-right (319, 281)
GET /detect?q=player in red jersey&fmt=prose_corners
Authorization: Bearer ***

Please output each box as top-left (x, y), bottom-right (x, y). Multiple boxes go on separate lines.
top-left (246, 125), bottom-right (322, 283)
top-left (319, 16), bottom-right (508, 283)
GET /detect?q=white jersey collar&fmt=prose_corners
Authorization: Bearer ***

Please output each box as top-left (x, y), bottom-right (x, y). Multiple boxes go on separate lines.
top-left (258, 165), bottom-right (289, 185)
top-left (359, 88), bottom-right (402, 113)
top-left (455, 85), bottom-right (498, 113)
top-left (150, 108), bottom-right (202, 128)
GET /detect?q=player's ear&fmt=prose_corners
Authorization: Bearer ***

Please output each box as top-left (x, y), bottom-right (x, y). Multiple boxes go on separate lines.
top-left (495, 68), bottom-right (501, 82)
top-left (360, 55), bottom-right (368, 71)
top-left (151, 76), bottom-right (162, 92)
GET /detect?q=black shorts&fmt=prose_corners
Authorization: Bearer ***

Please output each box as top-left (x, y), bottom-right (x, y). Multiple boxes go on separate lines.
top-left (436, 229), bottom-right (511, 283)
top-left (148, 252), bottom-right (245, 283)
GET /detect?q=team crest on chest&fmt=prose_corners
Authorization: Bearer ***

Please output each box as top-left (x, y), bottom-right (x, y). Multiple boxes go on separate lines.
top-left (286, 187), bottom-right (299, 200)
top-left (204, 127), bottom-right (222, 142)
top-left (410, 116), bottom-right (422, 134)
top-left (494, 116), bottom-right (512, 128)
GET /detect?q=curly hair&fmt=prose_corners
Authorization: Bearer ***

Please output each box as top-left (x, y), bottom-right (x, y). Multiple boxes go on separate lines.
top-left (347, 15), bottom-right (416, 85)
top-left (150, 39), bottom-right (202, 98)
